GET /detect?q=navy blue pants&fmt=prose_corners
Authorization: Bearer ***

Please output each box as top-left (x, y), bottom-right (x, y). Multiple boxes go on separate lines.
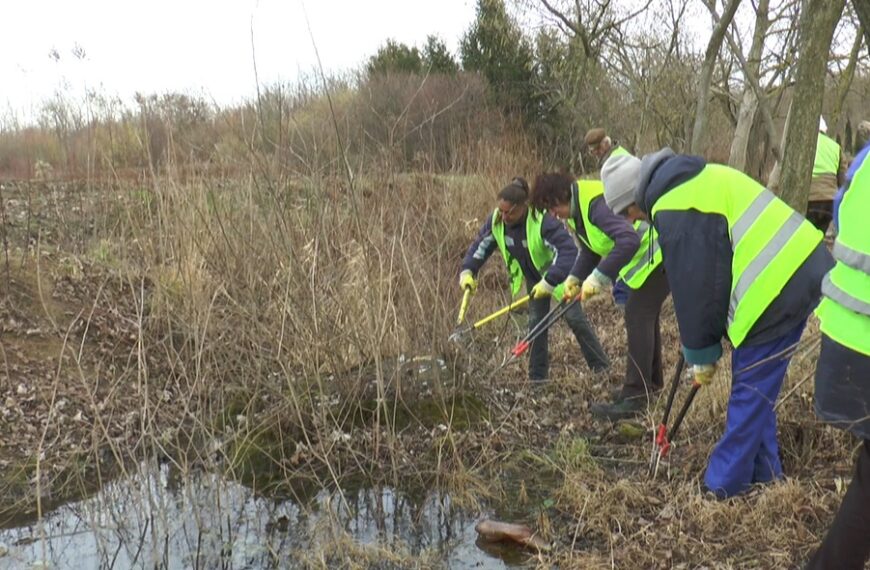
top-left (805, 335), bottom-right (870, 569)
top-left (612, 279), bottom-right (630, 306)
top-left (805, 440), bottom-right (870, 569)
top-left (703, 320), bottom-right (806, 498)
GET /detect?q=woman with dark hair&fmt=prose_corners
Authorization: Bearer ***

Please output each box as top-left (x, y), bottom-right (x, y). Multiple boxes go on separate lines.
top-left (459, 177), bottom-right (609, 383)
top-left (531, 172), bottom-right (670, 419)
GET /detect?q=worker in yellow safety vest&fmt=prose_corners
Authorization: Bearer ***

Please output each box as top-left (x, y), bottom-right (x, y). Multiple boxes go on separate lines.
top-left (584, 127), bottom-right (631, 168)
top-left (601, 148), bottom-right (833, 498)
top-left (459, 177), bottom-right (610, 383)
top-left (807, 116), bottom-right (846, 234)
top-left (805, 131), bottom-right (870, 570)
top-left (530, 171), bottom-right (669, 419)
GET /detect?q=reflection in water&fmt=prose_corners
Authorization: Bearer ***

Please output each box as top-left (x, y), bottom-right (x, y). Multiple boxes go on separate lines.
top-left (0, 463), bottom-right (525, 569)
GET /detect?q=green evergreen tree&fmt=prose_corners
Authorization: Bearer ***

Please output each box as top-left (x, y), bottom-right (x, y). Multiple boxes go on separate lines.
top-left (422, 35), bottom-right (459, 74)
top-left (366, 40), bottom-right (423, 76)
top-left (460, 0), bottom-right (537, 117)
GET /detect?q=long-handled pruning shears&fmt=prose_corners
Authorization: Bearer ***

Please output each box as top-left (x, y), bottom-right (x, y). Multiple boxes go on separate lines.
top-left (449, 295), bottom-right (531, 342)
top-left (649, 353), bottom-right (703, 479)
top-left (501, 297), bottom-right (579, 366)
top-left (457, 287), bottom-right (473, 327)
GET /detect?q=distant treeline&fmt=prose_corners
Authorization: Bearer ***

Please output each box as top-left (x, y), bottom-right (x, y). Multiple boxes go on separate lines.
top-left (1, 0), bottom-right (867, 181)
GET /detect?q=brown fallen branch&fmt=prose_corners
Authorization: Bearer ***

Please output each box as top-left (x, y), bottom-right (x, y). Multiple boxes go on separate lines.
top-left (474, 519), bottom-right (551, 552)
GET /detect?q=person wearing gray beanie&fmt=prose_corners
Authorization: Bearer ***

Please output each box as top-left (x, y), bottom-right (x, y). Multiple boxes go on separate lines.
top-left (601, 153), bottom-right (642, 215)
top-left (627, 147), bottom-right (834, 500)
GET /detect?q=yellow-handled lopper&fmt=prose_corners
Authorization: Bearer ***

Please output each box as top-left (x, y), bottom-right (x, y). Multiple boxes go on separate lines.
top-left (449, 295), bottom-right (530, 342)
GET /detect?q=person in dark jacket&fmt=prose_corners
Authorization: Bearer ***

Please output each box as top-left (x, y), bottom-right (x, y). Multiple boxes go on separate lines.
top-left (460, 178), bottom-right (609, 383)
top-left (602, 148), bottom-right (834, 498)
top-left (531, 172), bottom-right (670, 419)
top-left (805, 139), bottom-right (870, 570)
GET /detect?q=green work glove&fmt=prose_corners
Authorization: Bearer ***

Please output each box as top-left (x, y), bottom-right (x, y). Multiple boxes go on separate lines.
top-left (562, 275), bottom-right (582, 301)
top-left (459, 270), bottom-right (477, 294)
top-left (531, 280), bottom-right (554, 300)
top-left (692, 363), bottom-right (717, 386)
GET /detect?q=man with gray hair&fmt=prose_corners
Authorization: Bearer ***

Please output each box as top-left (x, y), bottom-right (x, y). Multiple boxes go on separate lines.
top-left (584, 128), bottom-right (630, 168)
top-left (600, 148), bottom-right (833, 498)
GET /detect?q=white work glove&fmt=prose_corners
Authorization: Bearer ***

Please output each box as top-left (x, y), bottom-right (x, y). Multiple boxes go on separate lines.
top-left (581, 269), bottom-right (611, 302)
top-left (530, 280), bottom-right (555, 300)
top-left (692, 363), bottom-right (717, 386)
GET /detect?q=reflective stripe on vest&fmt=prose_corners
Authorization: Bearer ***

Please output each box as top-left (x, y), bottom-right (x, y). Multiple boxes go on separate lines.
top-left (817, 153), bottom-right (870, 355)
top-left (491, 208), bottom-right (563, 298)
top-left (812, 133), bottom-right (840, 177)
top-left (571, 181), bottom-right (662, 289)
top-left (728, 194), bottom-right (807, 323)
top-left (620, 221), bottom-right (664, 289)
top-left (833, 241), bottom-right (870, 273)
top-left (822, 273), bottom-right (870, 315)
top-left (651, 164), bottom-right (822, 347)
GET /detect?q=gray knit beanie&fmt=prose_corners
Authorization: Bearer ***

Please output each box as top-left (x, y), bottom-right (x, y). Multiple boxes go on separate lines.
top-left (601, 154), bottom-right (642, 214)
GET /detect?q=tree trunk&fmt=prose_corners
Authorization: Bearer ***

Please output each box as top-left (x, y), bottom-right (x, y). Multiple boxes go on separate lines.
top-left (729, 90), bottom-right (760, 171)
top-left (768, 103), bottom-right (790, 191)
top-left (776, 0), bottom-right (845, 212)
top-left (854, 0), bottom-right (870, 56)
top-left (728, 0), bottom-right (770, 171)
top-left (690, 0), bottom-right (743, 155)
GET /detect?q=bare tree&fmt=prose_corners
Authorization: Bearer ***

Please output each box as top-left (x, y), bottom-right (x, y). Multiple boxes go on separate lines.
top-left (691, 0), bottom-right (743, 154)
top-left (854, 0), bottom-right (870, 54)
top-left (536, 0), bottom-right (654, 60)
top-left (777, 0), bottom-right (846, 211)
top-left (729, 0), bottom-right (772, 170)
top-left (830, 18), bottom-right (865, 131)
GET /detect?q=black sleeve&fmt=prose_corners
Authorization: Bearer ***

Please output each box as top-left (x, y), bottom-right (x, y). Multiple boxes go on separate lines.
top-left (655, 209), bottom-right (732, 364)
top-left (540, 214), bottom-right (579, 285)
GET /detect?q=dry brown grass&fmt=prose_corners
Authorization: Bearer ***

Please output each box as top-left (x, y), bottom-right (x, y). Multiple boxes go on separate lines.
top-left (0, 86), bottom-right (861, 568)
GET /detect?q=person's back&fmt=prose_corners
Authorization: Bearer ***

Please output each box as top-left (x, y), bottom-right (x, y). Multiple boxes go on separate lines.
top-left (808, 118), bottom-right (846, 233)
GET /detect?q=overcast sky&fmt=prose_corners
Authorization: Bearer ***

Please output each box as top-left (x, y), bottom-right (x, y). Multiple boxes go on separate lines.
top-left (2, 0), bottom-right (476, 120)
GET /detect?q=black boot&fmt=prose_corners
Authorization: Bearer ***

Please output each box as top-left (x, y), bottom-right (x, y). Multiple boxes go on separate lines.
top-left (591, 396), bottom-right (647, 421)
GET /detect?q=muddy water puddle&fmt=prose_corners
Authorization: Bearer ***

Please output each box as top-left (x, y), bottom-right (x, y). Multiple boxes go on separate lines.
top-left (0, 462), bottom-right (536, 569)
